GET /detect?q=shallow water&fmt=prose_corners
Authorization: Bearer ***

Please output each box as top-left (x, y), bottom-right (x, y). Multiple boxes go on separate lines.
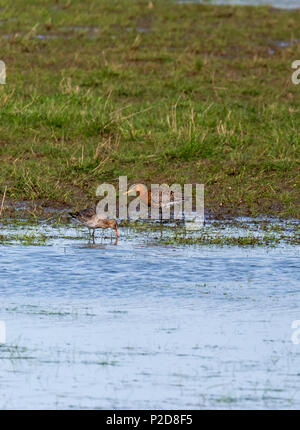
top-left (177, 0), bottom-right (300, 9)
top-left (0, 220), bottom-right (299, 409)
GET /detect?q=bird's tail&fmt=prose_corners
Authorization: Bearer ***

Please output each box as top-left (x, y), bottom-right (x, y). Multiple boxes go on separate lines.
top-left (69, 212), bottom-right (79, 219)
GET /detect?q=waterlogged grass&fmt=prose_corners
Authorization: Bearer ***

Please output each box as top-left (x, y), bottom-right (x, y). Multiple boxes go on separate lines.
top-left (1, 216), bottom-right (298, 246)
top-left (0, 344), bottom-right (33, 361)
top-left (119, 217), bottom-right (300, 245)
top-left (0, 0), bottom-right (299, 218)
top-left (0, 232), bottom-right (48, 245)
top-left (123, 220), bottom-right (299, 246)
top-left (160, 232), bottom-right (282, 246)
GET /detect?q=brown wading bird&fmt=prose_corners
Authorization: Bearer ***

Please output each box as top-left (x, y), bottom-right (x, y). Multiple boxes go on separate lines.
top-left (69, 207), bottom-right (119, 241)
top-left (124, 184), bottom-right (184, 214)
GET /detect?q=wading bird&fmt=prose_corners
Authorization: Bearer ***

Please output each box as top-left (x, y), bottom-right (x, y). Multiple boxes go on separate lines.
top-left (124, 184), bottom-right (184, 210)
top-left (69, 207), bottom-right (119, 241)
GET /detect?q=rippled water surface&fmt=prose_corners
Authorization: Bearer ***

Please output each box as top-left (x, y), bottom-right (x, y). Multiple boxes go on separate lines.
top-left (0, 220), bottom-right (299, 409)
top-left (177, 0), bottom-right (300, 9)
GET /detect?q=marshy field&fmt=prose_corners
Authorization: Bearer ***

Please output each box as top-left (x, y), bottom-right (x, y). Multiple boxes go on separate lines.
top-left (0, 0), bottom-right (299, 410)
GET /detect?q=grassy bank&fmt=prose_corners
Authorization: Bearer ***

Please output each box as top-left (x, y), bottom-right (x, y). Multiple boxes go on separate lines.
top-left (0, 0), bottom-right (299, 218)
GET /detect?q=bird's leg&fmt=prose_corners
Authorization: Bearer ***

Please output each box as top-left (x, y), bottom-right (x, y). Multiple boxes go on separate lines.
top-left (159, 208), bottom-right (163, 237)
top-left (92, 229), bottom-right (95, 243)
top-left (159, 206), bottom-right (162, 222)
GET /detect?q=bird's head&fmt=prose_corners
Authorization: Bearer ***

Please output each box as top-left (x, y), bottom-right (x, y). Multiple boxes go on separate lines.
top-left (123, 184), bottom-right (147, 196)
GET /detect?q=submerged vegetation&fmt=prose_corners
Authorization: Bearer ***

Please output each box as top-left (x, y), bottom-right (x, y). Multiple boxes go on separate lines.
top-left (0, 0), bottom-right (299, 218)
top-left (0, 215), bottom-right (299, 246)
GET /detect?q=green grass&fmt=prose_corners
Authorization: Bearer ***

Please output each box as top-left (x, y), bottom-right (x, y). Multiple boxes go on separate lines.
top-left (0, 232), bottom-right (48, 245)
top-left (0, 0), bottom-right (299, 218)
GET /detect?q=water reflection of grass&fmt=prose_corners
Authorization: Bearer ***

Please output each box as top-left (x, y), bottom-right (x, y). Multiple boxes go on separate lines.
top-left (0, 344), bottom-right (34, 361)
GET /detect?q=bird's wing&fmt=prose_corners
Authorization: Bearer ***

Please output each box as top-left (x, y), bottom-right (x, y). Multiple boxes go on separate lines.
top-left (77, 207), bottom-right (96, 220)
